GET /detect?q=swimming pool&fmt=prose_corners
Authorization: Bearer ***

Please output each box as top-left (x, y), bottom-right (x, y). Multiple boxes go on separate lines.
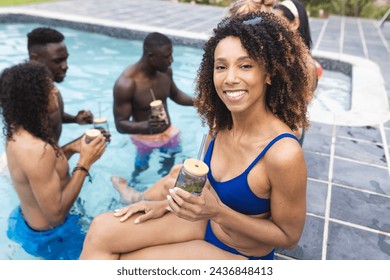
top-left (0, 23), bottom-right (208, 259)
top-left (310, 68), bottom-right (351, 114)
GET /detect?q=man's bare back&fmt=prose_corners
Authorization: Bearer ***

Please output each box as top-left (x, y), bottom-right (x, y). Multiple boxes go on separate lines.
top-left (6, 129), bottom-right (70, 230)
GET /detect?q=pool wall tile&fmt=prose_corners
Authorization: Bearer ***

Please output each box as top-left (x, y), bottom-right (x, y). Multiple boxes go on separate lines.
top-left (332, 159), bottom-right (390, 195)
top-left (336, 125), bottom-right (382, 143)
top-left (304, 151), bottom-right (330, 181)
top-left (276, 215), bottom-right (324, 260)
top-left (307, 180), bottom-right (328, 217)
top-left (327, 222), bottom-right (390, 260)
top-left (330, 186), bottom-right (390, 228)
top-left (334, 137), bottom-right (387, 166)
top-left (307, 122), bottom-right (334, 136)
top-left (303, 130), bottom-right (332, 154)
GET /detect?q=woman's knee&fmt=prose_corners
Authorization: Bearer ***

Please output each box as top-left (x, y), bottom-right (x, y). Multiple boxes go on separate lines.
top-left (85, 212), bottom-right (115, 244)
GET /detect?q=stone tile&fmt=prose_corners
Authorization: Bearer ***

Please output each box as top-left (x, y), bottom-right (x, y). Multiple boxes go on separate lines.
top-left (330, 185), bottom-right (390, 228)
top-left (343, 47), bottom-right (365, 57)
top-left (303, 127), bottom-right (332, 154)
top-left (276, 215), bottom-right (324, 260)
top-left (307, 180), bottom-right (327, 217)
top-left (304, 151), bottom-right (330, 181)
top-left (386, 127), bottom-right (390, 146)
top-left (327, 222), bottom-right (390, 259)
top-left (332, 159), bottom-right (390, 195)
top-left (334, 137), bottom-right (387, 166)
top-left (336, 125), bottom-right (382, 142)
top-left (307, 122), bottom-right (334, 136)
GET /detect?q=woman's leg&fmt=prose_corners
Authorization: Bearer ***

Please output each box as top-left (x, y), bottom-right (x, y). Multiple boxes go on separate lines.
top-left (80, 211), bottom-right (207, 260)
top-left (120, 240), bottom-right (246, 260)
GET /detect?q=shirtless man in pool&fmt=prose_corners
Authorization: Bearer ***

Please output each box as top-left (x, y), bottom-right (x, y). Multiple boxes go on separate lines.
top-left (27, 27), bottom-right (94, 142)
top-left (113, 32), bottom-right (194, 177)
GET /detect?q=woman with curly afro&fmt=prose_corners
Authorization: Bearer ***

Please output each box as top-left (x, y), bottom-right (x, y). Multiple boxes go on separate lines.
top-left (80, 11), bottom-right (311, 260)
top-left (0, 62), bottom-right (106, 259)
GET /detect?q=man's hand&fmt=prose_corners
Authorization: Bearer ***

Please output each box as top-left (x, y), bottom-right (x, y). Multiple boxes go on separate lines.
top-left (78, 134), bottom-right (106, 169)
top-left (61, 134), bottom-right (83, 159)
top-left (75, 110), bottom-right (93, 124)
top-left (148, 116), bottom-right (169, 133)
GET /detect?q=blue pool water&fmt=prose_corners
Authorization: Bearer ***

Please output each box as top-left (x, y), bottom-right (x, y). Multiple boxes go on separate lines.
top-left (0, 23), bottom-right (207, 259)
top-left (311, 69), bottom-right (351, 113)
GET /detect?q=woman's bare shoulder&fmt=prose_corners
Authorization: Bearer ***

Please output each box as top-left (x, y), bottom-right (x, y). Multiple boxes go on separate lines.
top-left (264, 134), bottom-right (304, 170)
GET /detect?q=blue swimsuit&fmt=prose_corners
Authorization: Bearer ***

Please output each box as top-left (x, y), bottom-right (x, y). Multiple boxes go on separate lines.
top-left (203, 133), bottom-right (298, 260)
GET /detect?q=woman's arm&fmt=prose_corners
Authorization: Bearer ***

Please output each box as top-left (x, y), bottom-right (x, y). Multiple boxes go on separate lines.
top-left (168, 138), bottom-right (307, 250)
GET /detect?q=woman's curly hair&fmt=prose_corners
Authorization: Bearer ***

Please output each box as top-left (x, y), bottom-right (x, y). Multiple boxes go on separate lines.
top-left (194, 11), bottom-right (312, 135)
top-left (0, 62), bottom-right (59, 154)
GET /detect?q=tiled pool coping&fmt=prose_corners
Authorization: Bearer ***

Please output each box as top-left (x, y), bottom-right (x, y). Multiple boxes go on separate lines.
top-left (0, 8), bottom-right (208, 48)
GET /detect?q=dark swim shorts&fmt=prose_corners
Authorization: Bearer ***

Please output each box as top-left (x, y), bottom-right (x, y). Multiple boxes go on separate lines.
top-left (7, 206), bottom-right (86, 260)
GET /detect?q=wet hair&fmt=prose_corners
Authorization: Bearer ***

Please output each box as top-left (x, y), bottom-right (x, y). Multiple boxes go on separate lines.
top-left (274, 0), bottom-right (312, 49)
top-left (0, 62), bottom-right (59, 154)
top-left (143, 32), bottom-right (172, 53)
top-left (194, 12), bottom-right (311, 134)
top-left (27, 27), bottom-right (65, 53)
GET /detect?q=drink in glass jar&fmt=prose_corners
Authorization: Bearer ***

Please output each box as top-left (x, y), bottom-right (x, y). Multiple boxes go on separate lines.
top-left (93, 117), bottom-right (110, 144)
top-left (85, 128), bottom-right (101, 144)
top-left (93, 117), bottom-right (109, 134)
top-left (174, 158), bottom-right (209, 195)
top-left (150, 100), bottom-right (168, 124)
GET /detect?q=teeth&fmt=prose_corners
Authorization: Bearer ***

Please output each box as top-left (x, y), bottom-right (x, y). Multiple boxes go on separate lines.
top-left (225, 91), bottom-right (246, 98)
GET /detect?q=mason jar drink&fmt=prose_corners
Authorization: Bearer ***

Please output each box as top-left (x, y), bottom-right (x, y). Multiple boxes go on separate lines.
top-left (174, 158), bottom-right (209, 195)
top-left (93, 117), bottom-right (111, 145)
top-left (85, 128), bottom-right (101, 144)
top-left (150, 100), bottom-right (168, 124)
top-left (93, 117), bottom-right (109, 134)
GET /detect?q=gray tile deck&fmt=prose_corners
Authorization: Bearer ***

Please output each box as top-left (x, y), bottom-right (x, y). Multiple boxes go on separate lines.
top-left (0, 0), bottom-right (389, 260)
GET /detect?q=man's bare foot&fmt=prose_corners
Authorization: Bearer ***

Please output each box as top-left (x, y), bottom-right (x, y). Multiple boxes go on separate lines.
top-left (111, 176), bottom-right (146, 204)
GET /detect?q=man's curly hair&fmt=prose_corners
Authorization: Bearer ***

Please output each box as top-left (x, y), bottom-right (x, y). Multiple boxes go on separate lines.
top-left (0, 62), bottom-right (59, 154)
top-left (194, 11), bottom-right (312, 135)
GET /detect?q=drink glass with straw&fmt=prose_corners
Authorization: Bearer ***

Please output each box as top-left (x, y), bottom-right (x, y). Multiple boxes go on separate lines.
top-left (93, 101), bottom-right (110, 144)
top-left (174, 134), bottom-right (209, 195)
top-left (149, 88), bottom-right (168, 124)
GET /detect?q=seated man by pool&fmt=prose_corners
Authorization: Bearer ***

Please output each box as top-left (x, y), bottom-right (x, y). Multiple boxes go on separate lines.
top-left (113, 32), bottom-right (194, 178)
top-left (0, 62), bottom-right (106, 260)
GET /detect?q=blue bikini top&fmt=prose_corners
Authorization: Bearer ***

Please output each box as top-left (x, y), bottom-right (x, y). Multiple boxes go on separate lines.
top-left (203, 133), bottom-right (298, 215)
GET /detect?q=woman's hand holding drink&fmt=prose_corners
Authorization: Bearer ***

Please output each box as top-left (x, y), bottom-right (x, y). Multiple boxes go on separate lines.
top-left (174, 158), bottom-right (209, 195)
